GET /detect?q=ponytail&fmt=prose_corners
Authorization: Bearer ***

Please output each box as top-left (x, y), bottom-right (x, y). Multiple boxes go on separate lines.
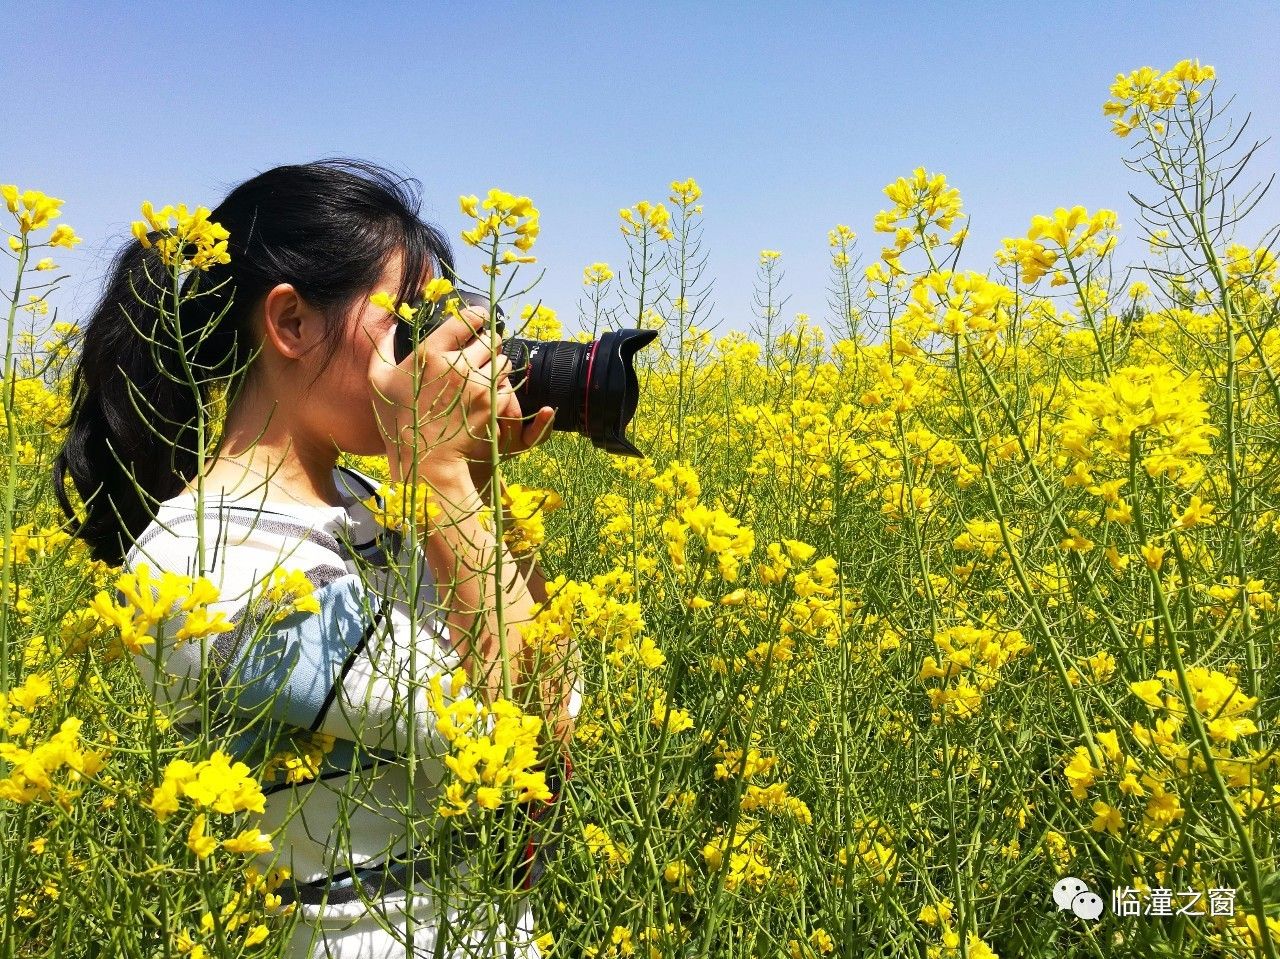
top-left (52, 158), bottom-right (456, 567)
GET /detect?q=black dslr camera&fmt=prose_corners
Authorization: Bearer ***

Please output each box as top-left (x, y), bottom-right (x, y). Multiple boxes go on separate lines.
top-left (392, 290), bottom-right (658, 457)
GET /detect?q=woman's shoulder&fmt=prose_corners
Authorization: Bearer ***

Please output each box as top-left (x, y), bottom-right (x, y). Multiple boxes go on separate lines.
top-left (334, 462), bottom-right (386, 504)
top-left (123, 462), bottom-right (401, 576)
top-left (126, 485), bottom-right (355, 577)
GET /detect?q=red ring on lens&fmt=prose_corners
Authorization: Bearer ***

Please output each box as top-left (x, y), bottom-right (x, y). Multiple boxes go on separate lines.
top-left (582, 340), bottom-right (600, 433)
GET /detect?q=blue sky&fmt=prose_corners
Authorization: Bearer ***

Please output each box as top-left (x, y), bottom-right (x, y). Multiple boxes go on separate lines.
top-left (5, 1), bottom-right (1278, 343)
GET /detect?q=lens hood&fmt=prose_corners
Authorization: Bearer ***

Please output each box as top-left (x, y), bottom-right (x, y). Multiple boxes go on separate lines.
top-left (583, 329), bottom-right (658, 456)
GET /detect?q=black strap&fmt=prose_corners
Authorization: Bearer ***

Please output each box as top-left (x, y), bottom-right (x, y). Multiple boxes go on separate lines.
top-left (276, 756), bottom-right (573, 906)
top-left (275, 831), bottom-right (482, 907)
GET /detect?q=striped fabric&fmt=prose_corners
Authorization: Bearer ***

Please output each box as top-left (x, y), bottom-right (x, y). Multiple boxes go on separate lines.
top-left (122, 463), bottom-right (580, 955)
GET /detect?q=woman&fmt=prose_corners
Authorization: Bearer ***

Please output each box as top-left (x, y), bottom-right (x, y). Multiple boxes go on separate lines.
top-left (52, 159), bottom-right (580, 957)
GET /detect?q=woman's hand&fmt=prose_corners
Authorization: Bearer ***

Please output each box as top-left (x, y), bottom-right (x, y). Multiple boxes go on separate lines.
top-left (368, 304), bottom-right (524, 479)
top-left (496, 403), bottom-right (556, 459)
top-left (470, 390), bottom-right (556, 493)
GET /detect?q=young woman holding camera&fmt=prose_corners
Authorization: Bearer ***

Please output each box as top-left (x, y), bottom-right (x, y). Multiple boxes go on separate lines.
top-left (53, 158), bottom-right (579, 958)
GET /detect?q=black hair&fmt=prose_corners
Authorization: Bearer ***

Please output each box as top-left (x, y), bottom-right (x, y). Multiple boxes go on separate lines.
top-left (52, 158), bottom-right (455, 567)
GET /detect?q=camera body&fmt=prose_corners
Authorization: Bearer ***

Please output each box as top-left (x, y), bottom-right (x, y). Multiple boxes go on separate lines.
top-left (393, 291), bottom-right (657, 457)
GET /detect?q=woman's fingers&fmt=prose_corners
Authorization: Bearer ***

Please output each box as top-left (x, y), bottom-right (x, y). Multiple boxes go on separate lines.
top-left (424, 304), bottom-right (489, 355)
top-left (521, 406), bottom-right (556, 450)
top-left (475, 404), bottom-right (553, 461)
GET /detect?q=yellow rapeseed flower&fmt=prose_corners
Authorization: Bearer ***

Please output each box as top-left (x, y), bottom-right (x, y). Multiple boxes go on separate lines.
top-left (1103, 60), bottom-right (1214, 137)
top-left (669, 177), bottom-right (702, 207)
top-left (131, 201), bottom-right (230, 271)
top-left (148, 750), bottom-right (267, 821)
top-left (2, 186), bottom-right (64, 234)
top-left (186, 813), bottom-right (220, 859)
top-left (364, 482), bottom-right (442, 534)
top-left (620, 200), bottom-right (674, 241)
top-left (252, 567), bottom-right (322, 626)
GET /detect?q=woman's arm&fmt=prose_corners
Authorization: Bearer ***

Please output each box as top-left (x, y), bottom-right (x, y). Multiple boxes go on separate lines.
top-left (403, 457), bottom-right (575, 751)
top-left (470, 462), bottom-right (577, 751)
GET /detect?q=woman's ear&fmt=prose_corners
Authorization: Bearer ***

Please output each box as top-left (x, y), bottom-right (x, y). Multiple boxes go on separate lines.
top-left (261, 282), bottom-right (322, 359)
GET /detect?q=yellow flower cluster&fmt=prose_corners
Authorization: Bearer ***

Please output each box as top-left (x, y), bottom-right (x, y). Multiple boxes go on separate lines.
top-left (460, 189), bottom-right (538, 246)
top-left (3, 185), bottom-right (62, 234)
top-left (1199, 575), bottom-right (1275, 624)
top-left (583, 822), bottom-right (632, 871)
top-left (172, 862), bottom-right (291, 956)
top-left (361, 481), bottom-right (442, 534)
top-left (926, 931), bottom-right (999, 959)
top-left (759, 546), bottom-right (855, 650)
top-left (650, 690), bottom-right (694, 735)
top-left (1055, 363), bottom-right (1219, 487)
top-left (835, 820), bottom-right (897, 887)
top-left (371, 276), bottom-right (459, 326)
top-left (1065, 650), bottom-right (1118, 688)
top-left (873, 167), bottom-right (964, 273)
top-left (740, 782), bottom-right (812, 824)
top-left (186, 811), bottom-right (275, 859)
top-left (828, 223), bottom-right (857, 268)
top-left (880, 481), bottom-right (934, 520)
top-left (500, 482), bottom-right (564, 557)
top-left (1102, 59), bottom-right (1215, 137)
top-left (0, 713), bottom-right (107, 806)
top-left (650, 460), bottom-right (701, 508)
top-left (1217, 914), bottom-right (1280, 957)
top-left (996, 206), bottom-right (1118, 284)
top-left (619, 200), bottom-right (674, 241)
top-left (668, 177), bottom-right (702, 209)
top-left (902, 270), bottom-right (1015, 339)
top-left (2, 186), bottom-right (81, 256)
top-left (520, 571), bottom-right (658, 681)
top-left (756, 538), bottom-right (816, 585)
top-left (1132, 667), bottom-right (1258, 744)
top-left (147, 750), bottom-right (268, 821)
top-left (251, 567), bottom-right (321, 627)
top-left (662, 858), bottom-right (695, 894)
top-left (369, 290), bottom-right (417, 322)
top-left (89, 563), bottom-right (235, 655)
top-left (878, 168), bottom-right (964, 233)
top-left (788, 928), bottom-right (835, 959)
top-left (583, 262), bottom-right (614, 288)
top-left (702, 829), bottom-right (772, 892)
top-left (1067, 658), bottom-right (1273, 863)
top-left (952, 518), bottom-right (1021, 561)
top-left (427, 667), bottom-right (552, 817)
top-left (0, 672), bottom-right (56, 738)
top-left (1223, 242), bottom-right (1279, 286)
top-left (575, 923), bottom-right (689, 959)
top-left (7, 523), bottom-right (74, 569)
top-left (21, 293), bottom-right (49, 316)
top-left (460, 189), bottom-right (540, 274)
top-left (262, 730), bottom-right (337, 786)
top-left (518, 303), bottom-right (563, 341)
top-left (1063, 731), bottom-right (1180, 837)
top-left (918, 899), bottom-right (954, 926)
top-left (712, 740), bottom-right (777, 781)
top-left (916, 620), bottom-right (1031, 720)
top-left (662, 503), bottom-right (755, 583)
top-left (131, 201), bottom-right (231, 271)
top-left (736, 398), bottom-right (876, 494)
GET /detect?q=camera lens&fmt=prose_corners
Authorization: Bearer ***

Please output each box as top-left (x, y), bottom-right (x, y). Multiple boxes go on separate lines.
top-left (503, 339), bottom-right (589, 433)
top-left (393, 291), bottom-right (658, 456)
top-left (501, 329), bottom-right (658, 456)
